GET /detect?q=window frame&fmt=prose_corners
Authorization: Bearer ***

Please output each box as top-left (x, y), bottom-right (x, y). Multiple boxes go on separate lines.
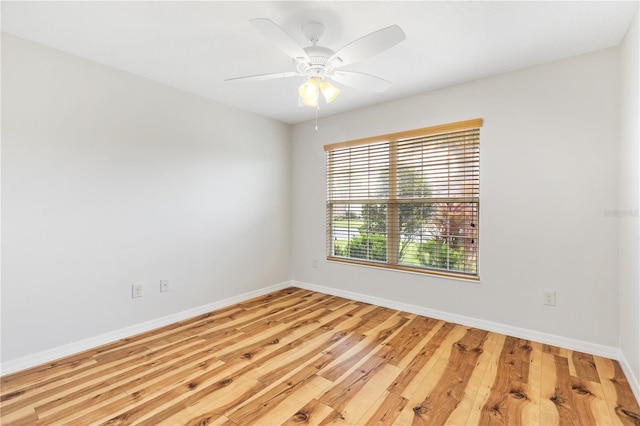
top-left (324, 118), bottom-right (482, 281)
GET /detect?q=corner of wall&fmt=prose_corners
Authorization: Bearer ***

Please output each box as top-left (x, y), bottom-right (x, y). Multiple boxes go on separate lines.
top-left (619, 349), bottom-right (640, 405)
top-left (618, 4), bottom-right (640, 403)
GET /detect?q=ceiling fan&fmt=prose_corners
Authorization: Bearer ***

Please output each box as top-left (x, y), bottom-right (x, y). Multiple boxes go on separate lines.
top-left (225, 18), bottom-right (406, 107)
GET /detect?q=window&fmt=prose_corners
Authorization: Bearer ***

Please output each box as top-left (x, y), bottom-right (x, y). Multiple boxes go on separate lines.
top-left (325, 118), bottom-right (482, 280)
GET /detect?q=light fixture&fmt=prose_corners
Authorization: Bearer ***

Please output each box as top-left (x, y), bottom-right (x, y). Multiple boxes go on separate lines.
top-left (320, 81), bottom-right (340, 103)
top-left (298, 76), bottom-right (340, 107)
top-left (298, 77), bottom-right (320, 107)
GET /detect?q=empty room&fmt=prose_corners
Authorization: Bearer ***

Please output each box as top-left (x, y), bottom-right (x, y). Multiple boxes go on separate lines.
top-left (1, 1), bottom-right (639, 425)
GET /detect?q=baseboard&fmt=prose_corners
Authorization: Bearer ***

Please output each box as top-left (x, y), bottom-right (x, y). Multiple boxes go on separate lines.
top-left (0, 281), bottom-right (293, 376)
top-left (293, 280), bottom-right (621, 360)
top-left (619, 350), bottom-right (640, 404)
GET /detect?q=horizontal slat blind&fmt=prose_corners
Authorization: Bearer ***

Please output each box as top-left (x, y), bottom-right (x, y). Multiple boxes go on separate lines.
top-left (327, 142), bottom-right (389, 201)
top-left (326, 119), bottom-right (481, 278)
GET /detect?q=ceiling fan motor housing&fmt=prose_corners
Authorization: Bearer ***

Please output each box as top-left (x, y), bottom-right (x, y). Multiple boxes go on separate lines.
top-left (296, 45), bottom-right (335, 78)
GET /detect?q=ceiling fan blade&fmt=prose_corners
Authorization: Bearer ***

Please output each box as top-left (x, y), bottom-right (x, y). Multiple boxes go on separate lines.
top-left (250, 18), bottom-right (310, 62)
top-left (329, 25), bottom-right (406, 67)
top-left (225, 71), bottom-right (298, 82)
top-left (330, 71), bottom-right (392, 92)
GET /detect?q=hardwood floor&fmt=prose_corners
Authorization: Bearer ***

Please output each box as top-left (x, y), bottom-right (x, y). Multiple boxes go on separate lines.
top-left (1, 287), bottom-right (639, 425)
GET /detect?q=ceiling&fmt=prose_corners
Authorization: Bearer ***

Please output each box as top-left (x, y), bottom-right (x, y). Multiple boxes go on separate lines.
top-left (2, 1), bottom-right (638, 124)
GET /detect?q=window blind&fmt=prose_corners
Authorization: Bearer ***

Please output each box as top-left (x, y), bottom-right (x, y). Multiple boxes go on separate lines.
top-left (325, 118), bottom-right (482, 279)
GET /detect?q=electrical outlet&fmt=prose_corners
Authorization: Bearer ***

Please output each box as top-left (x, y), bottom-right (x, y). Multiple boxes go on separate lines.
top-left (160, 278), bottom-right (169, 292)
top-left (132, 283), bottom-right (143, 298)
top-left (543, 290), bottom-right (556, 306)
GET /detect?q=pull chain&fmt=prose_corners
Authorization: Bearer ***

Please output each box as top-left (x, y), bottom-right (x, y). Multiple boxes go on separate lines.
top-left (315, 104), bottom-right (319, 131)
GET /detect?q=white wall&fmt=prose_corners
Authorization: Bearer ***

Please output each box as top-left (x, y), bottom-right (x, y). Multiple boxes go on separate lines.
top-left (619, 8), bottom-right (640, 394)
top-left (291, 47), bottom-right (621, 349)
top-left (1, 34), bottom-right (292, 363)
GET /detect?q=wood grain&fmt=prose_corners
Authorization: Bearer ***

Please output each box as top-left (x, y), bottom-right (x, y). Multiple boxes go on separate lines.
top-left (1, 287), bottom-right (638, 425)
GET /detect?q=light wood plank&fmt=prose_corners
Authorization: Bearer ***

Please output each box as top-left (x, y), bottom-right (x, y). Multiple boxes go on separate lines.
top-left (477, 336), bottom-right (536, 425)
top-left (280, 398), bottom-right (339, 426)
top-left (446, 329), bottom-right (501, 425)
top-left (594, 355), bottom-right (640, 425)
top-left (357, 391), bottom-right (408, 426)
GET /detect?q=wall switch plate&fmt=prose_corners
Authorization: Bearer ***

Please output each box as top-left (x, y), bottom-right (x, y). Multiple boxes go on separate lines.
top-left (312, 258), bottom-right (318, 268)
top-left (132, 283), bottom-right (143, 298)
top-left (544, 290), bottom-right (556, 306)
top-left (160, 278), bottom-right (169, 292)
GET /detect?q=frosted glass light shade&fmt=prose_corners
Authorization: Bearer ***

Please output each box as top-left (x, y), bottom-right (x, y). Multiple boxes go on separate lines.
top-left (320, 81), bottom-right (340, 103)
